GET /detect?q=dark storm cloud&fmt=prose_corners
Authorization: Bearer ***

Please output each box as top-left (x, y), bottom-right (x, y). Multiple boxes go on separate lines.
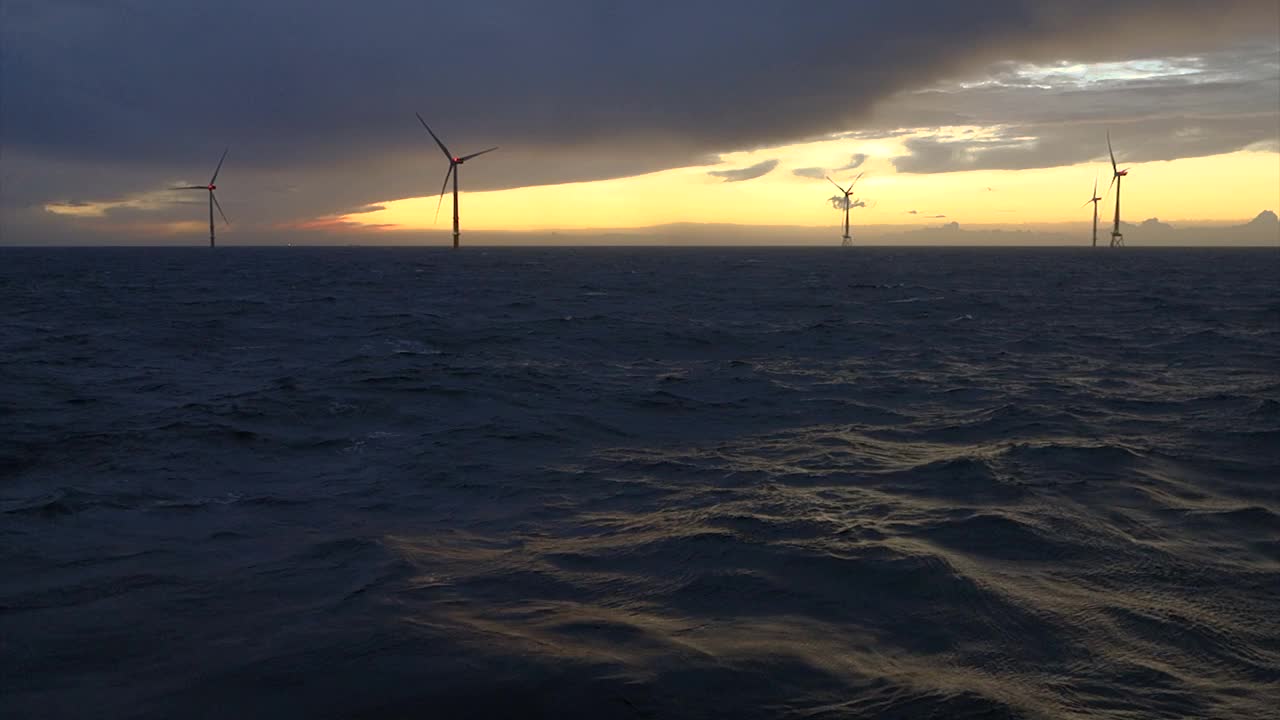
top-left (891, 113), bottom-right (1278, 173)
top-left (708, 160), bottom-right (779, 182)
top-left (2, 0), bottom-right (1277, 234)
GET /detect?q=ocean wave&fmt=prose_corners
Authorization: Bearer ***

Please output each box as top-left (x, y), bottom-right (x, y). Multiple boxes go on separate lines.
top-left (3, 247), bottom-right (1277, 719)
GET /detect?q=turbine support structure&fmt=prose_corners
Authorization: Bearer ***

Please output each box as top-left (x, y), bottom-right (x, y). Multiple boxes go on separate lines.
top-left (452, 165), bottom-right (460, 249)
top-left (1110, 175), bottom-right (1124, 248)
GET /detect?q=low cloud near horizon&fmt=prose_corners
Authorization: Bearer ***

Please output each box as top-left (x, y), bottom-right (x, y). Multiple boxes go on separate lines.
top-left (708, 159), bottom-right (780, 183)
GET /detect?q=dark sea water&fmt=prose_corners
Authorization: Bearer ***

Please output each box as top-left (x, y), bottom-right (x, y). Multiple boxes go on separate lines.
top-left (2, 246), bottom-right (1278, 719)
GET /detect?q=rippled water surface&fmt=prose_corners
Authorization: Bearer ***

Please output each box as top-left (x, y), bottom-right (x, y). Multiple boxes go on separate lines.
top-left (2, 247), bottom-right (1278, 719)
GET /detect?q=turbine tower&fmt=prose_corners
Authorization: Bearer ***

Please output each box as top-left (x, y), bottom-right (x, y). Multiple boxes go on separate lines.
top-left (1083, 175), bottom-right (1103, 247)
top-left (416, 113), bottom-right (497, 249)
top-left (826, 172), bottom-right (865, 247)
top-left (173, 148), bottom-right (230, 247)
top-left (1107, 132), bottom-right (1130, 248)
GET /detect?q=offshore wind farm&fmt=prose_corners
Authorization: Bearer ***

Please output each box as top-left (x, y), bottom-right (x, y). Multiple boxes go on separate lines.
top-left (160, 131), bottom-right (1207, 248)
top-left (2, 3), bottom-right (1278, 720)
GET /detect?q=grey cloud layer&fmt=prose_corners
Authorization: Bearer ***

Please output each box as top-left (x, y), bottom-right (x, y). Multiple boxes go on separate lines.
top-left (2, 0), bottom-right (1276, 232)
top-left (709, 160), bottom-right (779, 182)
top-left (885, 43), bottom-right (1279, 173)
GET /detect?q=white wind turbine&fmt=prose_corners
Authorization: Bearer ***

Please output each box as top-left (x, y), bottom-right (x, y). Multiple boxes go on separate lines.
top-left (415, 113), bottom-right (498, 248)
top-left (826, 172), bottom-right (865, 247)
top-left (172, 148), bottom-right (229, 247)
top-left (1106, 132), bottom-right (1130, 248)
top-left (1083, 175), bottom-right (1103, 247)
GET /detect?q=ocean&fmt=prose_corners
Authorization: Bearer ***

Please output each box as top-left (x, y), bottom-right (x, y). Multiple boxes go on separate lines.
top-left (2, 246), bottom-right (1278, 719)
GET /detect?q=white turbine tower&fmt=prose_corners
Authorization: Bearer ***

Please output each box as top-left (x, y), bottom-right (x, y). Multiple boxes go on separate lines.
top-left (1083, 175), bottom-right (1103, 247)
top-left (1107, 132), bottom-right (1130, 248)
top-left (416, 113), bottom-right (498, 249)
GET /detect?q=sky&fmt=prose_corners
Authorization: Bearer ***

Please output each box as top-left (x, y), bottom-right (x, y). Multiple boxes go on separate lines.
top-left (2, 1), bottom-right (1278, 245)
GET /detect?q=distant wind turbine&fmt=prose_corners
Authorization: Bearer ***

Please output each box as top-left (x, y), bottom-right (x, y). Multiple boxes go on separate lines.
top-left (1082, 175), bottom-right (1103, 247)
top-left (416, 113), bottom-right (497, 249)
top-left (1106, 132), bottom-right (1130, 248)
top-left (173, 148), bottom-right (229, 247)
top-left (826, 172), bottom-right (865, 247)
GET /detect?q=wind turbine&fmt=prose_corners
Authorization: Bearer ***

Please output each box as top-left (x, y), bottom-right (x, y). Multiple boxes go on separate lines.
top-left (826, 172), bottom-right (865, 247)
top-left (1107, 132), bottom-right (1129, 248)
top-left (173, 148), bottom-right (230, 247)
top-left (1083, 175), bottom-right (1103, 247)
top-left (415, 113), bottom-right (497, 249)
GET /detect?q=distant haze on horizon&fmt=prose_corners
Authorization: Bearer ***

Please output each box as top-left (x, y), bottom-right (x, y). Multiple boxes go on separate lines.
top-left (2, 1), bottom-right (1277, 246)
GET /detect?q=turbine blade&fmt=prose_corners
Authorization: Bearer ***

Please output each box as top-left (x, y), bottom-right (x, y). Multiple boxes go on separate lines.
top-left (825, 176), bottom-right (846, 193)
top-left (434, 165), bottom-right (454, 223)
top-left (1092, 175), bottom-right (1098, 197)
top-left (850, 171), bottom-right (866, 189)
top-left (1107, 174), bottom-right (1117, 197)
top-left (1107, 132), bottom-right (1117, 174)
top-left (209, 147), bottom-right (229, 185)
top-left (172, 186), bottom-right (206, 190)
top-left (211, 192), bottom-right (230, 225)
top-left (416, 113), bottom-right (454, 160)
top-left (458, 146), bottom-right (498, 162)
